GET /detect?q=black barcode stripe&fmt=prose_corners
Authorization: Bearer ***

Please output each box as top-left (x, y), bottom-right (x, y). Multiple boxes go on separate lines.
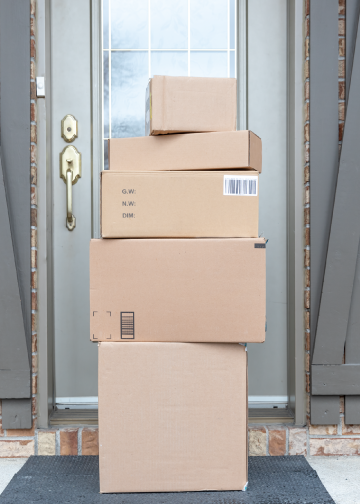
top-left (224, 177), bottom-right (257, 195)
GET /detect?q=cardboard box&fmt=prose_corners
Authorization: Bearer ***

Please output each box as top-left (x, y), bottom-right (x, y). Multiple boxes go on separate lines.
top-left (90, 238), bottom-right (266, 343)
top-left (145, 76), bottom-right (236, 135)
top-left (101, 170), bottom-right (259, 238)
top-left (108, 131), bottom-right (262, 173)
top-left (99, 342), bottom-right (248, 493)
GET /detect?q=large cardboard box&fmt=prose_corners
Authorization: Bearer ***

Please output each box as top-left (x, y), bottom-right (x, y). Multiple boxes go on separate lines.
top-left (108, 131), bottom-right (262, 173)
top-left (99, 342), bottom-right (248, 493)
top-left (101, 170), bottom-right (259, 238)
top-left (90, 238), bottom-right (266, 343)
top-left (145, 76), bottom-right (236, 135)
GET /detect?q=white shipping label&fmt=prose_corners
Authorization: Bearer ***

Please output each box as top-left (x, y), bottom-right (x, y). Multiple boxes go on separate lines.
top-left (223, 175), bottom-right (258, 196)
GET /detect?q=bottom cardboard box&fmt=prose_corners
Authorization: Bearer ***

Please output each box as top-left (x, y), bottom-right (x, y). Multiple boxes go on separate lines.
top-left (99, 342), bottom-right (248, 493)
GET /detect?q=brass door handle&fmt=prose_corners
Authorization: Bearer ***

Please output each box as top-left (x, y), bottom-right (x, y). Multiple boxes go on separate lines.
top-left (60, 146), bottom-right (81, 231)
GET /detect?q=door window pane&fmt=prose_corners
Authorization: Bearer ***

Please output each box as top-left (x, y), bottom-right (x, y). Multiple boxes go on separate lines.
top-left (103, 0), bottom-right (236, 165)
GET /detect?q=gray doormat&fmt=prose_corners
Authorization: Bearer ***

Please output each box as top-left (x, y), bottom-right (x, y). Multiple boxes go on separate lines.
top-left (0, 455), bottom-right (335, 504)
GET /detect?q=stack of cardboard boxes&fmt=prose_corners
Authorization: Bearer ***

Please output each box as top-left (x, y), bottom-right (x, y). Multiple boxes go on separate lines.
top-left (90, 76), bottom-right (266, 494)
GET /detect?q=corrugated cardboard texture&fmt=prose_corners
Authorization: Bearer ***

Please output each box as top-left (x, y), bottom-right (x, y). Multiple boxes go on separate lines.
top-left (147, 76), bottom-right (236, 135)
top-left (90, 238), bottom-right (266, 343)
top-left (108, 131), bottom-right (262, 173)
top-left (98, 342), bottom-right (248, 493)
top-left (101, 170), bottom-right (259, 238)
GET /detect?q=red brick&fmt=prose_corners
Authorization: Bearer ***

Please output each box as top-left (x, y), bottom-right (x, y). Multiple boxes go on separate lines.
top-left (339, 19), bottom-right (345, 36)
top-left (305, 0), bottom-right (309, 16)
top-left (305, 267), bottom-right (310, 288)
top-left (7, 424), bottom-right (36, 437)
top-left (31, 102), bottom-right (37, 122)
top-left (305, 227), bottom-right (310, 247)
top-left (30, 81), bottom-right (36, 101)
top-left (31, 124), bottom-right (37, 143)
top-left (268, 429), bottom-right (286, 456)
top-left (31, 249), bottom-right (37, 269)
top-left (249, 427), bottom-right (267, 456)
top-left (339, 81), bottom-right (345, 101)
top-left (30, 16), bottom-right (35, 37)
top-left (0, 420), bottom-right (4, 437)
top-left (305, 332), bottom-right (310, 352)
top-left (30, 144), bottom-right (37, 165)
top-left (60, 430), bottom-right (78, 456)
top-left (32, 374), bottom-right (37, 394)
top-left (305, 17), bottom-right (309, 38)
top-left (305, 143), bottom-right (309, 163)
top-left (31, 228), bottom-right (37, 248)
top-left (339, 0), bottom-right (345, 16)
top-left (304, 248), bottom-right (310, 268)
top-left (339, 102), bottom-right (345, 121)
top-left (339, 60), bottom-right (345, 79)
top-left (306, 372), bottom-right (310, 393)
top-left (304, 81), bottom-right (309, 101)
top-left (31, 313), bottom-right (38, 334)
top-left (30, 59), bottom-right (35, 80)
top-left (339, 122), bottom-right (344, 142)
top-left (305, 60), bottom-right (309, 79)
top-left (30, 39), bottom-right (36, 59)
top-left (310, 438), bottom-right (360, 456)
top-left (305, 310), bottom-right (310, 330)
top-left (304, 123), bottom-right (309, 142)
top-left (31, 186), bottom-right (37, 206)
top-left (289, 428), bottom-right (307, 455)
top-left (31, 207), bottom-right (37, 226)
top-left (305, 38), bottom-right (309, 59)
top-left (31, 0), bottom-right (36, 16)
top-left (304, 101), bottom-right (309, 122)
top-left (304, 185), bottom-right (309, 205)
top-left (32, 353), bottom-right (38, 373)
top-left (304, 164), bottom-right (309, 183)
top-left (31, 165), bottom-right (37, 185)
top-left (339, 38), bottom-right (345, 58)
top-left (32, 333), bottom-right (37, 353)
top-left (32, 396), bottom-right (37, 416)
top-left (342, 417), bottom-right (360, 435)
top-left (82, 429), bottom-right (99, 455)
top-left (0, 440), bottom-right (34, 457)
top-left (304, 207), bottom-right (310, 226)
top-left (305, 289), bottom-right (310, 309)
top-left (31, 270), bottom-right (37, 290)
top-left (309, 424), bottom-right (337, 435)
top-left (31, 291), bottom-right (37, 311)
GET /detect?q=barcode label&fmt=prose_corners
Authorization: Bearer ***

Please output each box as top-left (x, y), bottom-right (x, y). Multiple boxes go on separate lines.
top-left (121, 312), bottom-right (135, 339)
top-left (223, 175), bottom-right (258, 196)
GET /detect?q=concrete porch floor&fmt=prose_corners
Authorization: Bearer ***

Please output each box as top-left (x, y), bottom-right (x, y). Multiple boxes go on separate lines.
top-left (0, 456), bottom-right (359, 503)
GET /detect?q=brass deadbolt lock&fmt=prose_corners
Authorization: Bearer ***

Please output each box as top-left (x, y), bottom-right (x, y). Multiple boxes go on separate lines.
top-left (61, 114), bottom-right (78, 143)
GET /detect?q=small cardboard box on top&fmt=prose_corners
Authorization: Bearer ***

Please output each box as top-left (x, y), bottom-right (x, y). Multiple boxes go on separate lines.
top-left (108, 130), bottom-right (262, 173)
top-left (98, 341), bottom-right (248, 493)
top-left (101, 170), bottom-right (259, 238)
top-left (145, 76), bottom-right (236, 135)
top-left (90, 238), bottom-right (266, 343)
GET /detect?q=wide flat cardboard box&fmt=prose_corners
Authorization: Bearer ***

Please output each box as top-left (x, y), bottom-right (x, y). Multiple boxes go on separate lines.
top-left (101, 170), bottom-right (259, 238)
top-left (108, 131), bottom-right (262, 173)
top-left (90, 238), bottom-right (266, 343)
top-left (145, 76), bottom-right (236, 135)
top-left (99, 342), bottom-right (248, 493)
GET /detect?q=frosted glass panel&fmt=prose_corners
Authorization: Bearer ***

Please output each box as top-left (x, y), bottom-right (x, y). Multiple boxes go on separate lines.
top-left (103, 51), bottom-right (109, 138)
top-left (111, 51), bottom-right (148, 137)
top-left (111, 0), bottom-right (148, 49)
top-left (190, 51), bottom-right (228, 78)
top-left (103, 0), bottom-right (109, 49)
top-left (190, 0), bottom-right (228, 49)
top-left (151, 51), bottom-right (188, 77)
top-left (151, 0), bottom-right (188, 49)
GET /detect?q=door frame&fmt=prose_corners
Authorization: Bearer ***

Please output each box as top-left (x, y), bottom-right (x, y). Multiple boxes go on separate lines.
top-left (36, 0), bottom-right (305, 428)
